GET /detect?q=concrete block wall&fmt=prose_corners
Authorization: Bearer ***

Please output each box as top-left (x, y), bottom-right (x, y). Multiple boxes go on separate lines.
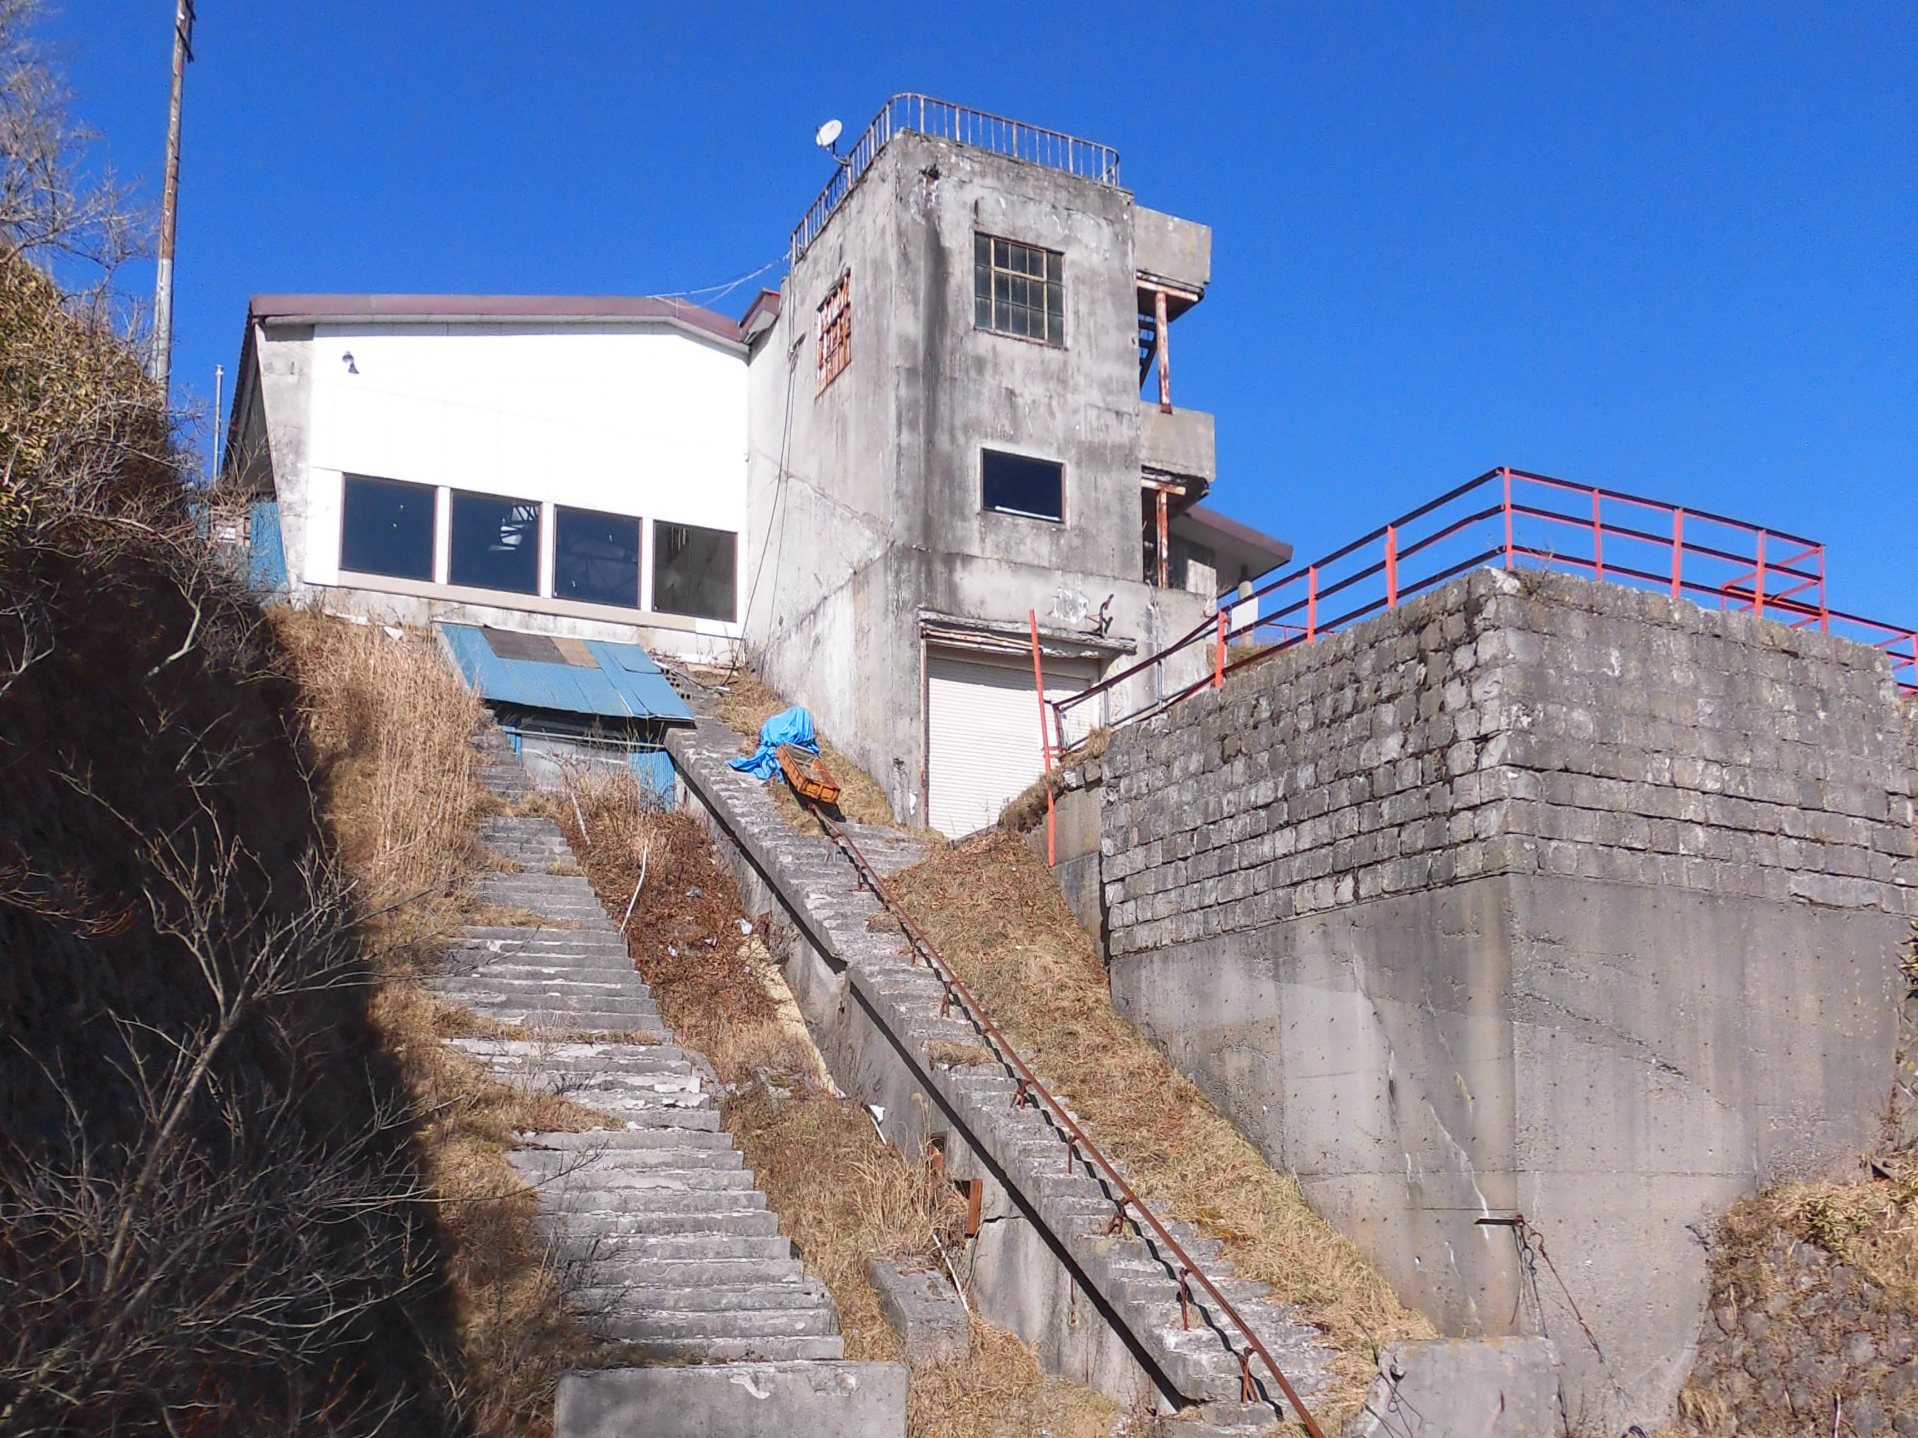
top-left (1097, 567), bottom-right (1917, 1432)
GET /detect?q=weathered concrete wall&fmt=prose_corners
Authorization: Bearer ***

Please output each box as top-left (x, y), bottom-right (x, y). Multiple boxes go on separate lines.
top-left (745, 134), bottom-right (1208, 825)
top-left (1099, 568), bottom-right (1917, 1431)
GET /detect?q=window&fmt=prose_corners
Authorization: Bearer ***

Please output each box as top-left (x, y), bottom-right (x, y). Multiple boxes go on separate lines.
top-left (982, 449), bottom-right (1064, 523)
top-left (974, 234), bottom-right (1063, 345)
top-left (652, 521), bottom-right (737, 622)
top-left (554, 506), bottom-right (641, 608)
top-left (340, 474), bottom-right (435, 580)
top-left (449, 490), bottom-right (541, 595)
top-left (817, 271), bottom-right (852, 391)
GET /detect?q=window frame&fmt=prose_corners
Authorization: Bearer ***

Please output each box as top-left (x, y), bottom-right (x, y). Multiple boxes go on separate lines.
top-left (339, 473), bottom-right (438, 582)
top-left (973, 233), bottom-right (1065, 347)
top-left (980, 447), bottom-right (1066, 525)
top-left (446, 487), bottom-right (544, 596)
top-left (816, 270), bottom-right (852, 392)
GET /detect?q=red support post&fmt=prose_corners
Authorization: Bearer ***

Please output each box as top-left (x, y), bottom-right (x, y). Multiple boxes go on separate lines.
top-left (1754, 533), bottom-right (1767, 620)
top-left (1670, 508), bottom-right (1684, 600)
top-left (1028, 610), bottom-right (1055, 868)
top-left (1502, 467), bottom-right (1514, 569)
top-left (1214, 611), bottom-right (1226, 689)
top-left (1306, 566), bottom-right (1319, 643)
top-left (1385, 524), bottom-right (1399, 608)
top-left (1819, 546), bottom-right (1830, 633)
top-left (1155, 286), bottom-right (1172, 414)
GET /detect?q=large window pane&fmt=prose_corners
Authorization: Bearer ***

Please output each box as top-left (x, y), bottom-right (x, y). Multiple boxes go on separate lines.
top-left (982, 449), bottom-right (1064, 522)
top-left (340, 474), bottom-right (435, 580)
top-left (554, 506), bottom-right (641, 608)
top-left (449, 490), bottom-right (541, 595)
top-left (652, 521), bottom-right (736, 622)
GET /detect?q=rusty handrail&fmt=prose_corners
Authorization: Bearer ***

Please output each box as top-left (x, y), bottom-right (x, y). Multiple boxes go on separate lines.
top-left (812, 809), bottom-right (1326, 1436)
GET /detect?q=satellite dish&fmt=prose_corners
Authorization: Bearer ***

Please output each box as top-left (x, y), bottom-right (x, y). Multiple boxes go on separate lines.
top-left (815, 118), bottom-right (843, 151)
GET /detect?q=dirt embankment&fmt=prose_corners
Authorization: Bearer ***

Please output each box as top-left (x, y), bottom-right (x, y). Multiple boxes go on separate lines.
top-left (0, 256), bottom-right (467, 1433)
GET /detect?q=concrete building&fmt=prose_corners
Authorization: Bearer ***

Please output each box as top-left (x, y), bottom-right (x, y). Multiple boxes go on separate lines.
top-left (224, 294), bottom-right (751, 663)
top-left (221, 96), bottom-right (1291, 835)
top-left (741, 95), bottom-right (1288, 832)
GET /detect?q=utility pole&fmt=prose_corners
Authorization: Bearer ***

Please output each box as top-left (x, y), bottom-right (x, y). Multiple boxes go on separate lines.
top-left (149, 0), bottom-right (196, 393)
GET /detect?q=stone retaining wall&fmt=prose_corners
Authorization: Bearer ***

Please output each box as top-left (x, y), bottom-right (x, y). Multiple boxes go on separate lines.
top-left (1096, 568), bottom-right (1917, 1433)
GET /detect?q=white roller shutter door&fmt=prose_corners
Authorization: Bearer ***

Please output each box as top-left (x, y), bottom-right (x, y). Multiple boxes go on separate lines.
top-left (925, 646), bottom-right (1098, 838)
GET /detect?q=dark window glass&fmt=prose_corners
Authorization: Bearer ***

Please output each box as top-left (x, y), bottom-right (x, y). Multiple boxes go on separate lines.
top-left (449, 490), bottom-right (541, 594)
top-left (982, 449), bottom-right (1064, 522)
top-left (554, 506), bottom-right (641, 608)
top-left (652, 521), bottom-right (737, 622)
top-left (340, 474), bottom-right (435, 580)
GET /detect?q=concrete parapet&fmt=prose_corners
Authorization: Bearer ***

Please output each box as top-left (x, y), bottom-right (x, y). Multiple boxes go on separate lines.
top-left (1344, 1338), bottom-right (1561, 1438)
top-left (555, 1361), bottom-right (907, 1438)
top-left (865, 1258), bottom-right (969, 1367)
top-left (1099, 568), bottom-right (1918, 1431)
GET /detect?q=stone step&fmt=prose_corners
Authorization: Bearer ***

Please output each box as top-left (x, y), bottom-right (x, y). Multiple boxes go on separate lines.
top-left (520, 1127), bottom-right (734, 1152)
top-left (539, 1207), bottom-right (782, 1238)
top-left (547, 1231), bottom-right (793, 1262)
top-left (431, 990), bottom-right (662, 1019)
top-left (571, 1255), bottom-right (808, 1289)
top-left (569, 1279), bottom-right (832, 1314)
top-left (539, 1173), bottom-right (761, 1207)
top-left (583, 1306), bottom-right (838, 1342)
top-left (603, 1334), bottom-right (847, 1364)
top-left (431, 977), bottom-right (658, 1006)
top-left (522, 1146), bottom-right (744, 1175)
top-left (455, 927), bottom-right (628, 948)
top-left (457, 1038), bottom-right (688, 1064)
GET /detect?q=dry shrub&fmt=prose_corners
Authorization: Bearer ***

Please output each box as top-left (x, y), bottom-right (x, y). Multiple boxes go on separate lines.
top-left (888, 829), bottom-right (1434, 1427)
top-left (276, 608), bottom-right (485, 912)
top-left (700, 664), bottom-right (900, 828)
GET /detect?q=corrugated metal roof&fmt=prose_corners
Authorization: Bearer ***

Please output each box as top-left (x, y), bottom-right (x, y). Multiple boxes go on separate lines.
top-left (437, 623), bottom-right (693, 724)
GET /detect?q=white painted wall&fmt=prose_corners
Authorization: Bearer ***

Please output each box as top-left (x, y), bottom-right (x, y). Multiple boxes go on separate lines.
top-left (293, 321), bottom-right (748, 634)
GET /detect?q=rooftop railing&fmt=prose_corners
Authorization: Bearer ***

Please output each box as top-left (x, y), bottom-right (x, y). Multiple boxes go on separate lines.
top-left (790, 94), bottom-right (1122, 263)
top-left (1049, 467), bottom-right (1918, 752)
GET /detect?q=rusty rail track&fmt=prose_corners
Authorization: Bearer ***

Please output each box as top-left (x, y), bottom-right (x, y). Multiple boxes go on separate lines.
top-left (810, 808), bottom-right (1326, 1437)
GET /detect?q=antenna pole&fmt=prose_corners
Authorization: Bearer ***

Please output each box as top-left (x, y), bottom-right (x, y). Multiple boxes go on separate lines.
top-left (149, 0), bottom-right (196, 393)
top-left (210, 362), bottom-right (223, 483)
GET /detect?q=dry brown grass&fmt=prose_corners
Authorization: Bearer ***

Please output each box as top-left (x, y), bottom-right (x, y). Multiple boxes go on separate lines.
top-left (906, 1319), bottom-right (1129, 1438)
top-left (280, 611), bottom-right (597, 1438)
top-left (700, 664), bottom-right (900, 829)
top-left (277, 608), bottom-right (486, 911)
top-left (888, 830), bottom-right (1434, 1428)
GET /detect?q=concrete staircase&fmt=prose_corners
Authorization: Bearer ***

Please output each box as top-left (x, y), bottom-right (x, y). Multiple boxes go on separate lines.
top-left (435, 737), bottom-right (846, 1367)
top-left (667, 717), bottom-right (1337, 1428)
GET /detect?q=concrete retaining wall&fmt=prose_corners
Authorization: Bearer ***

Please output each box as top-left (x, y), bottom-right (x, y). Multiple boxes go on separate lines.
top-left (1098, 568), bottom-right (1917, 1431)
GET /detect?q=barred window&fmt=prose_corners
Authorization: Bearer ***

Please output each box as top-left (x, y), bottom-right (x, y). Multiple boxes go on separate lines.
top-left (974, 234), bottom-right (1063, 345)
top-left (816, 271), bottom-right (852, 390)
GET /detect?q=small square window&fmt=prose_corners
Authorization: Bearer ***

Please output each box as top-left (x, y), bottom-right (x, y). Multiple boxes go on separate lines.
top-left (340, 474), bottom-right (436, 580)
top-left (974, 233), bottom-right (1064, 346)
top-left (982, 449), bottom-right (1064, 523)
top-left (449, 490), bottom-right (541, 595)
top-left (653, 521), bottom-right (737, 622)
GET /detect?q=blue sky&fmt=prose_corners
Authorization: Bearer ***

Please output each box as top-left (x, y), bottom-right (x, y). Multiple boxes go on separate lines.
top-left (48, 2), bottom-right (1917, 623)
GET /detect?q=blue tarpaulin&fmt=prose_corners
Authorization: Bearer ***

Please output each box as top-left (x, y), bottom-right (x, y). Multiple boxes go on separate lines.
top-left (729, 705), bottom-right (817, 781)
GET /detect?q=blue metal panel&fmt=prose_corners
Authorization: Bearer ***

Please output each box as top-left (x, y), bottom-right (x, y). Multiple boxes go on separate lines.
top-left (437, 623), bottom-right (693, 723)
top-left (629, 748), bottom-right (677, 801)
top-left (248, 500), bottom-right (287, 593)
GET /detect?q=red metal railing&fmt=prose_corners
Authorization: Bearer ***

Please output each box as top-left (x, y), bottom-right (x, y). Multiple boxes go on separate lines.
top-left (1052, 466), bottom-right (1917, 750)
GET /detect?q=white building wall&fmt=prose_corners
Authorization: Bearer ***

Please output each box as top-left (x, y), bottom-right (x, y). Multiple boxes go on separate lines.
top-left (274, 320), bottom-right (748, 653)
